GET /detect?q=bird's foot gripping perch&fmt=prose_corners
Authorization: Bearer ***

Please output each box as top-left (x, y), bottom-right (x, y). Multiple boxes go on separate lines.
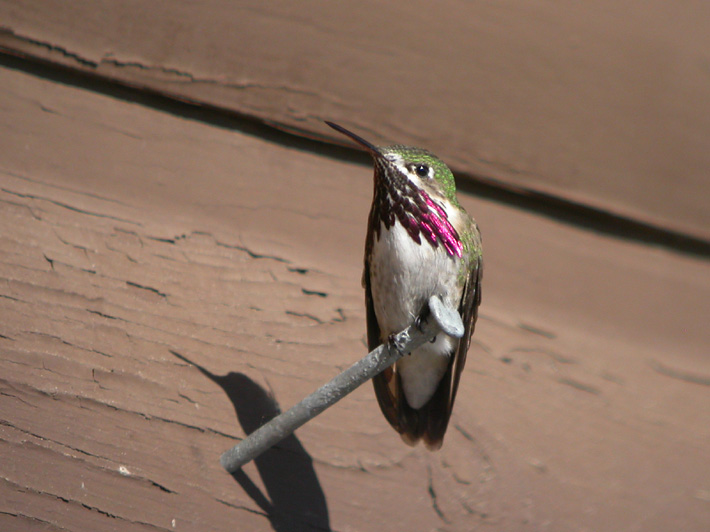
top-left (387, 332), bottom-right (409, 355)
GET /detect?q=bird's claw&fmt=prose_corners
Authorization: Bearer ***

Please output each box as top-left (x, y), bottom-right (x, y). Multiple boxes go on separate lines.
top-left (414, 314), bottom-right (427, 333)
top-left (387, 333), bottom-right (407, 355)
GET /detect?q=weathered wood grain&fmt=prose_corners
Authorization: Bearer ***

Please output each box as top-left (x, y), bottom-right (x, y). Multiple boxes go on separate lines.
top-left (1, 63), bottom-right (709, 531)
top-left (1, 1), bottom-right (709, 241)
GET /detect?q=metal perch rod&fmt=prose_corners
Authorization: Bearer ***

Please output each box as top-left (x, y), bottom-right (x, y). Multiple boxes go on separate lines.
top-left (219, 295), bottom-right (464, 472)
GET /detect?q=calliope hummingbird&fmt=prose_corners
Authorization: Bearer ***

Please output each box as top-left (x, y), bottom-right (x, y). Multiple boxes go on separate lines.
top-left (327, 122), bottom-right (482, 450)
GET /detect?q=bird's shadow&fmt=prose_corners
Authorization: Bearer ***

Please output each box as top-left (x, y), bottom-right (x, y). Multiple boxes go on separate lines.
top-left (170, 351), bottom-right (330, 532)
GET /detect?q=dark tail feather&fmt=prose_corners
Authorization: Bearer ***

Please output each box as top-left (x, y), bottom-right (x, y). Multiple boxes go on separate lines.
top-left (421, 363), bottom-right (455, 450)
top-left (372, 365), bottom-right (455, 450)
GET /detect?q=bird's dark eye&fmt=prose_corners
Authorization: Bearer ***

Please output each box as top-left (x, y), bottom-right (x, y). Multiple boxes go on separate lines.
top-left (413, 164), bottom-right (430, 178)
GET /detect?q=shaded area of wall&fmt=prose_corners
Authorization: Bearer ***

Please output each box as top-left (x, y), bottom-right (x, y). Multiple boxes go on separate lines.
top-left (1, 0), bottom-right (709, 245)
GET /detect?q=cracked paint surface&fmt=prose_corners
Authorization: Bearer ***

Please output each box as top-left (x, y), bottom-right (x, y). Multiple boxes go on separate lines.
top-left (1, 62), bottom-right (709, 532)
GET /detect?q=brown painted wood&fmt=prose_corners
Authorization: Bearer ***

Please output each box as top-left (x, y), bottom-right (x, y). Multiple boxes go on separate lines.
top-left (1, 61), bottom-right (709, 531)
top-left (1, 0), bottom-right (709, 242)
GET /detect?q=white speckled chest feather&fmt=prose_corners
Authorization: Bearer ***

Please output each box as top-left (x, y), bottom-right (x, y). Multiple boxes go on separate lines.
top-left (369, 219), bottom-right (463, 408)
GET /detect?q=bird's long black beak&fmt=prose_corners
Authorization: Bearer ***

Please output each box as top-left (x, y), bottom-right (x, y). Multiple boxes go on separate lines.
top-left (325, 121), bottom-right (382, 157)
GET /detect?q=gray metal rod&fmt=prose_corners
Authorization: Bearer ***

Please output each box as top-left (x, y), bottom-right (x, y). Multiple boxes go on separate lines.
top-left (220, 295), bottom-right (463, 472)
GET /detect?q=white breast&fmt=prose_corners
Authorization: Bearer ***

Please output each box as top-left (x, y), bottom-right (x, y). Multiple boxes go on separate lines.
top-left (369, 220), bottom-right (462, 408)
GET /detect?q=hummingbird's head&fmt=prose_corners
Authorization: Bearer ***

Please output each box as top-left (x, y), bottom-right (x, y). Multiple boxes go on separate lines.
top-left (325, 121), bottom-right (458, 205)
top-left (326, 121), bottom-right (463, 258)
